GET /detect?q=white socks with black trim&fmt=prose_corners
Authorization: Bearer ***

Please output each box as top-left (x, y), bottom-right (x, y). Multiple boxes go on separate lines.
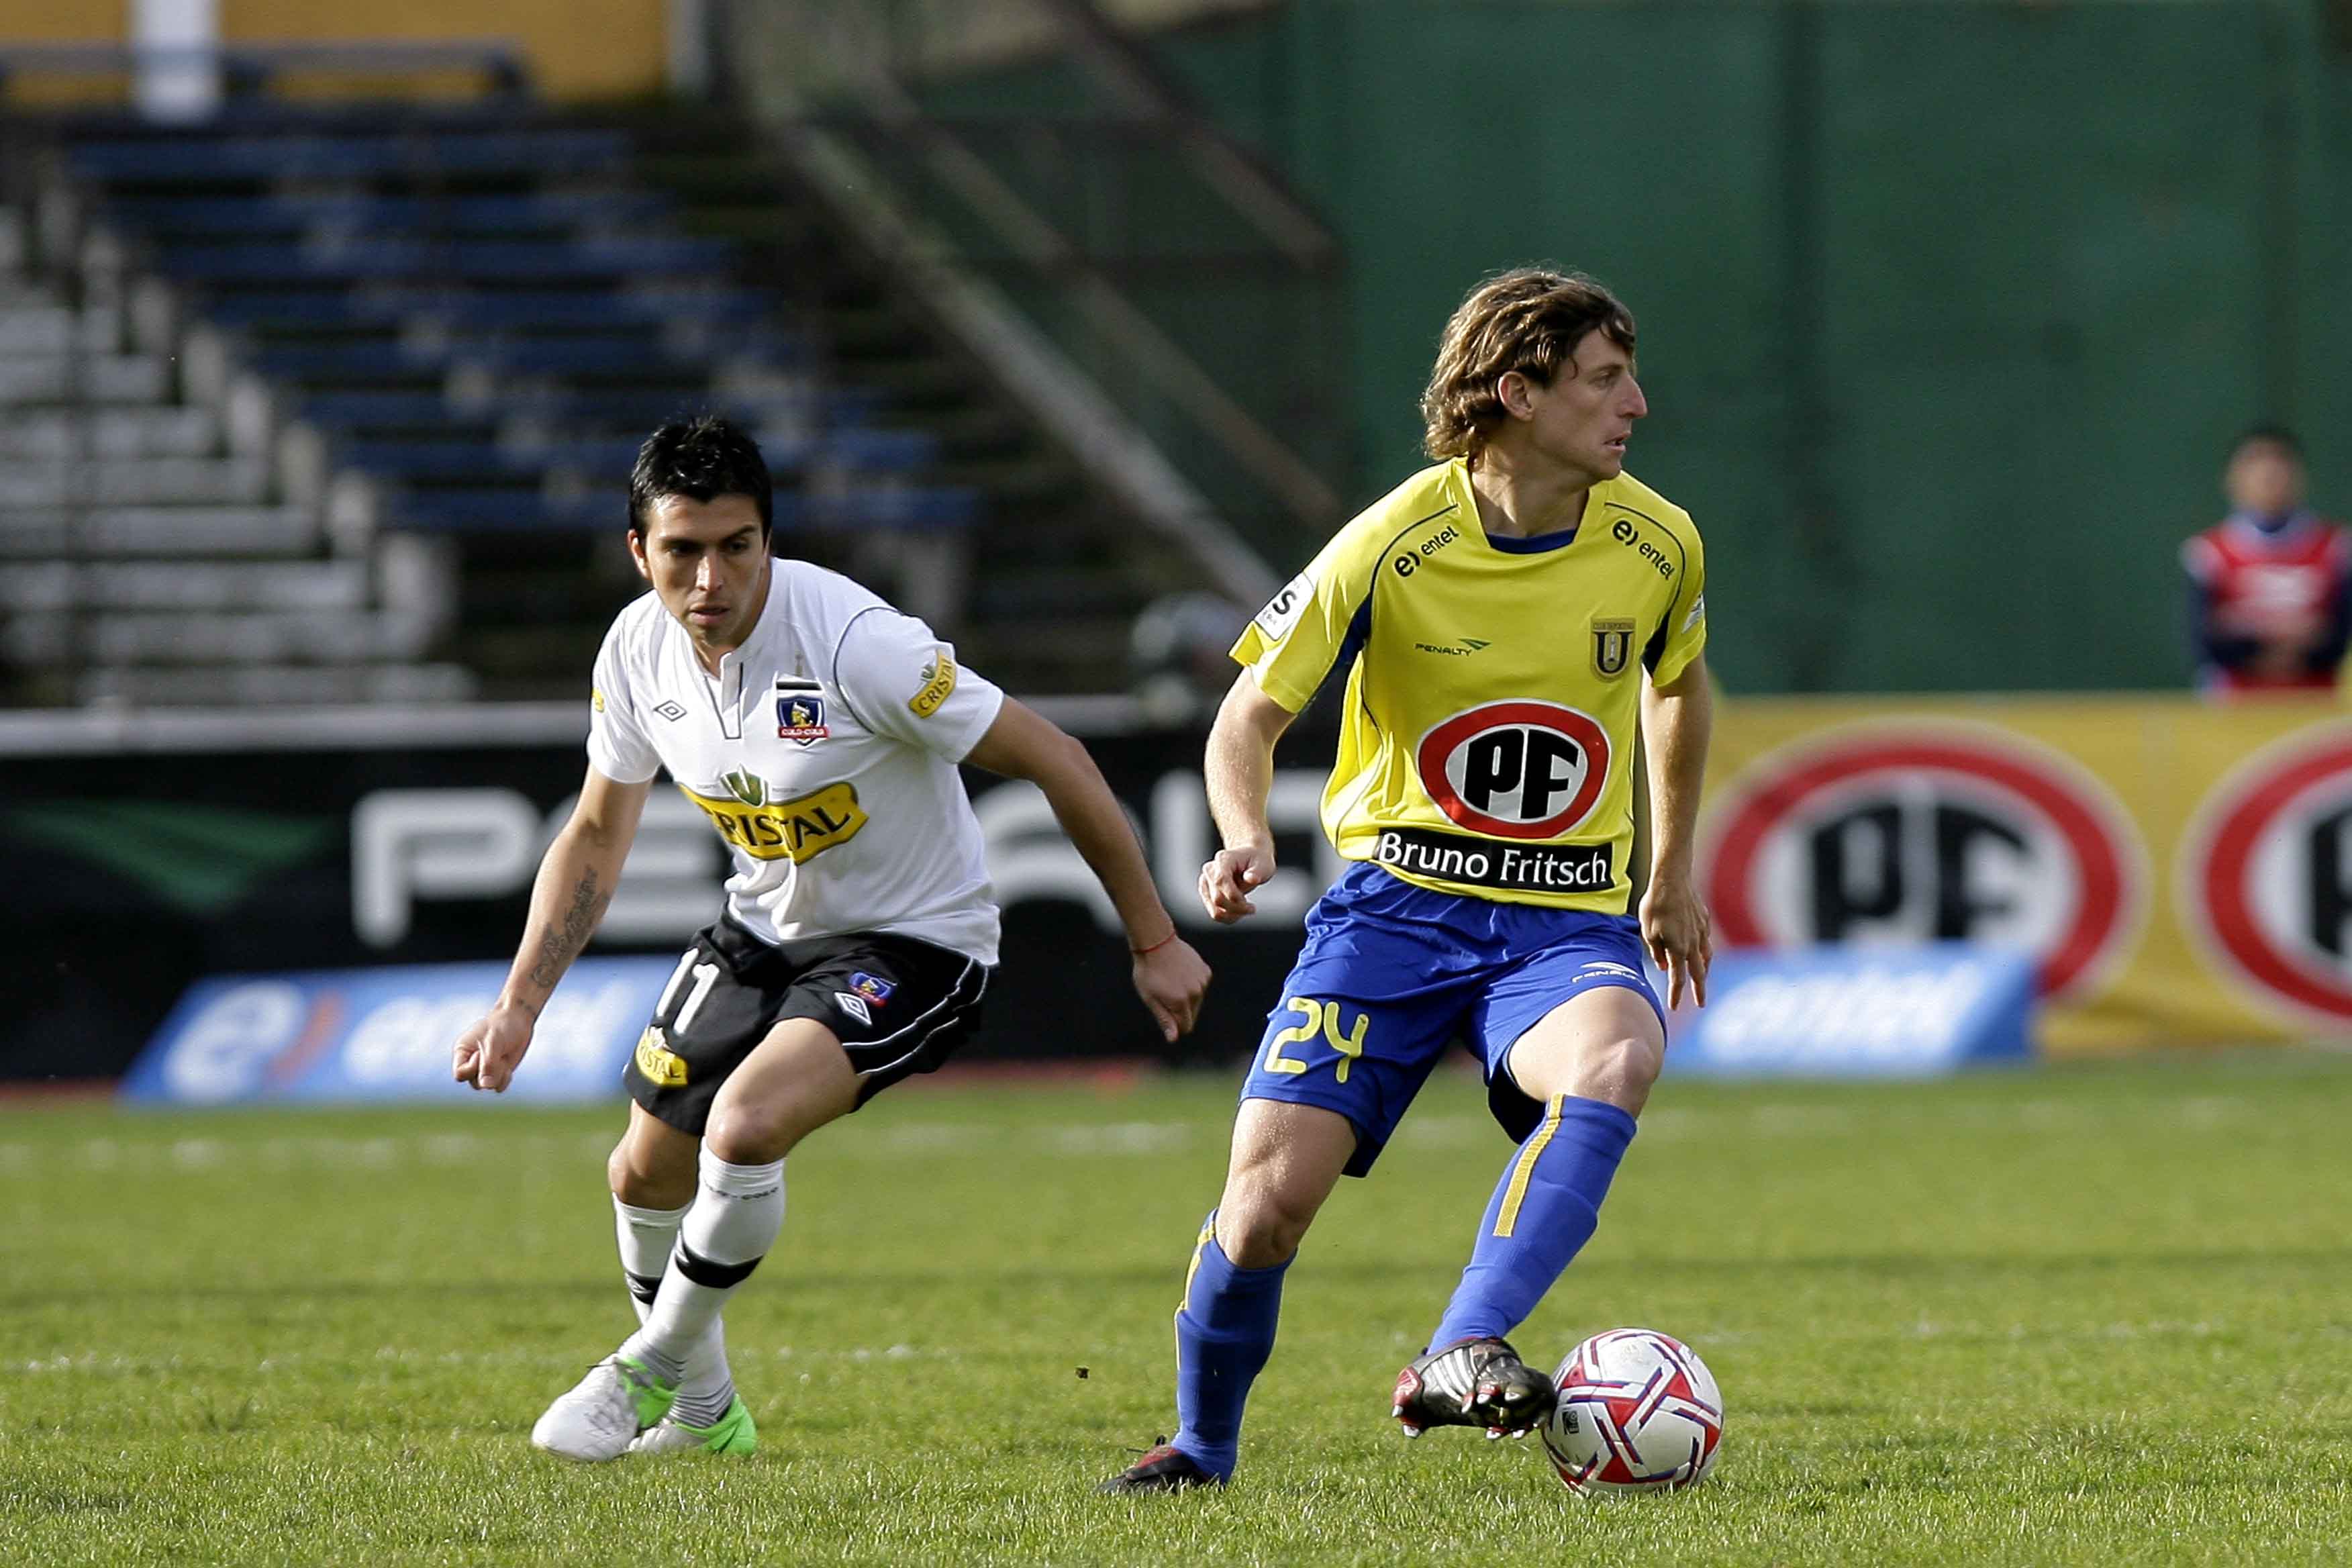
top-left (611, 1195), bottom-right (736, 1428)
top-left (622, 1150), bottom-right (787, 1394)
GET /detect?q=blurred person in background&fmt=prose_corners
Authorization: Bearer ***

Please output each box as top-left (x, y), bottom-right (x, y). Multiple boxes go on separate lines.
top-left (2182, 425), bottom-right (2350, 697)
top-left (452, 415), bottom-right (1209, 1463)
top-left (1101, 268), bottom-right (1712, 1492)
top-left (1130, 591), bottom-right (1253, 729)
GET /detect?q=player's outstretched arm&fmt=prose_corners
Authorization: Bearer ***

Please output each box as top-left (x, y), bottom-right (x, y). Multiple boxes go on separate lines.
top-left (1638, 654), bottom-right (1714, 1009)
top-left (1199, 671), bottom-right (1297, 923)
top-left (452, 765), bottom-right (652, 1092)
top-left (965, 697), bottom-right (1210, 1041)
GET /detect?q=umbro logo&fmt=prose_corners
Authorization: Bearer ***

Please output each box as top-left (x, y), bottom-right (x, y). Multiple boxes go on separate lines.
top-left (1412, 638), bottom-right (1491, 658)
top-left (652, 700), bottom-right (689, 722)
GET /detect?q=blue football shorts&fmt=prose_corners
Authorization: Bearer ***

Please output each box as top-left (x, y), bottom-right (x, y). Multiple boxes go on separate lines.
top-left (1239, 861), bottom-right (1666, 1176)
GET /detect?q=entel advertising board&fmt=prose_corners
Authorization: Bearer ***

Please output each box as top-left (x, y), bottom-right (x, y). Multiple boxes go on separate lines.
top-left (119, 959), bottom-right (675, 1106)
top-left (120, 943), bottom-right (2035, 1106)
top-left (1662, 944), bottom-right (2033, 1078)
top-left (1698, 695), bottom-right (2352, 1049)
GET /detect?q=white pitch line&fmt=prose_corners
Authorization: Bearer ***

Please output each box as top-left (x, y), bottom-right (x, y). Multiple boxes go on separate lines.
top-left (13, 1090), bottom-right (2280, 1173)
top-left (13, 1342), bottom-right (965, 1377)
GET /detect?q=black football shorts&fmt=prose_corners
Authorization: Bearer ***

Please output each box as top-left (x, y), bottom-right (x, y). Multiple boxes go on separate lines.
top-left (623, 916), bottom-right (992, 1135)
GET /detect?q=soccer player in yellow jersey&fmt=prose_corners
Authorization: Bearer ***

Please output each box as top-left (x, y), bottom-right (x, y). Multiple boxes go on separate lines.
top-left (1103, 268), bottom-right (1713, 1490)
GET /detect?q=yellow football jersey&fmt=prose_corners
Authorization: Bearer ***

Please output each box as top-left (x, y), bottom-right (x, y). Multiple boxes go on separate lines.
top-left (1232, 458), bottom-right (1706, 914)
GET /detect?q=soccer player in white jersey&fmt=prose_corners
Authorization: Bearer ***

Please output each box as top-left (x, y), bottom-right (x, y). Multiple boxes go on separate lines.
top-left (1102, 268), bottom-right (1712, 1491)
top-left (451, 415), bottom-right (1210, 1461)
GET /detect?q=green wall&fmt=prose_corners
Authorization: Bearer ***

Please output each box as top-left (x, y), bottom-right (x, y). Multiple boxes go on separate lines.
top-left (910, 1), bottom-right (2352, 693)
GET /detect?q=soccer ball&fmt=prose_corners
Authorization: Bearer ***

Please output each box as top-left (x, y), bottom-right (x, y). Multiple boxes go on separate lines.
top-left (1540, 1328), bottom-right (1724, 1495)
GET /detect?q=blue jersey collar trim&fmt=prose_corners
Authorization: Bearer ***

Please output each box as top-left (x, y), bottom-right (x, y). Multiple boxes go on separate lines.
top-left (1484, 525), bottom-right (1579, 554)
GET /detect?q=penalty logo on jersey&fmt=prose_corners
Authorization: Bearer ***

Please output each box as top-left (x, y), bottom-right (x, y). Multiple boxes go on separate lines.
top-left (1416, 701), bottom-right (1612, 840)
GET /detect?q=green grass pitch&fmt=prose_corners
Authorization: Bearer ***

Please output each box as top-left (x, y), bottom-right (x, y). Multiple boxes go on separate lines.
top-left (5, 1052), bottom-right (2349, 1565)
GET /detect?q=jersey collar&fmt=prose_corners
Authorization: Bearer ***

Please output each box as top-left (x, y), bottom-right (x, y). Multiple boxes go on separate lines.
top-left (2225, 508), bottom-right (2318, 548)
top-left (1453, 459), bottom-right (1594, 554)
top-left (699, 556), bottom-right (789, 681)
top-left (682, 557), bottom-right (790, 691)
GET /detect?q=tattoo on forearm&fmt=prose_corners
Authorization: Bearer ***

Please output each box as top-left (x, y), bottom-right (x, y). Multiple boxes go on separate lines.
top-left (526, 867), bottom-right (611, 992)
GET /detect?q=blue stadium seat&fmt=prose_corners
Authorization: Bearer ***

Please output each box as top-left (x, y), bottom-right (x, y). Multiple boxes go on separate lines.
top-left (152, 236), bottom-right (732, 283)
top-left (252, 336), bottom-right (799, 383)
top-left (56, 106), bottom-right (979, 555)
top-left (389, 489), bottom-right (610, 532)
top-left (825, 428), bottom-right (940, 473)
top-left (773, 488), bottom-right (983, 533)
top-left (66, 129), bottom-right (631, 183)
top-left (99, 191), bottom-right (672, 237)
top-left (336, 436), bottom-right (645, 484)
top-left (201, 288), bottom-right (772, 332)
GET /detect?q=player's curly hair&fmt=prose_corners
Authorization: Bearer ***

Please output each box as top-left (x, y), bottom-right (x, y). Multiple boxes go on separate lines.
top-left (629, 413), bottom-right (773, 538)
top-left (1420, 268), bottom-right (1636, 462)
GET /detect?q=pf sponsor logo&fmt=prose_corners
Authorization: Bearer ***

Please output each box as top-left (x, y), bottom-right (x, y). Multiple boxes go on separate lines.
top-left (1416, 701), bottom-right (1610, 840)
top-left (1701, 726), bottom-right (2144, 997)
top-left (2182, 725), bottom-right (2352, 1023)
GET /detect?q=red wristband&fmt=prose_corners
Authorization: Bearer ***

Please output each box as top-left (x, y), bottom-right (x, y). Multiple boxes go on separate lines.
top-left (1130, 928), bottom-right (1178, 957)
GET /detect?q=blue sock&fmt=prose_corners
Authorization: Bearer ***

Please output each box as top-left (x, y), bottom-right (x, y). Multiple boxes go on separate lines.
top-left (1428, 1095), bottom-right (1637, 1349)
top-left (1171, 1213), bottom-right (1287, 1480)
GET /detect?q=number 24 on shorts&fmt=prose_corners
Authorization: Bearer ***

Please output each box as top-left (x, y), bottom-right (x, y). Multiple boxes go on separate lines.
top-left (1261, 997), bottom-right (1371, 1083)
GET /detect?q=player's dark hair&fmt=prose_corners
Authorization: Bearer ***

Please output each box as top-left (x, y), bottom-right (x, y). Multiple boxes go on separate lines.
top-left (628, 414), bottom-right (773, 538)
top-left (2230, 423), bottom-right (2304, 462)
top-left (1422, 268), bottom-right (1637, 462)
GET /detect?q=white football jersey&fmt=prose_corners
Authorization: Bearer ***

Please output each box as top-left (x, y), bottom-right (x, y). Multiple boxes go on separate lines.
top-left (587, 559), bottom-right (1006, 963)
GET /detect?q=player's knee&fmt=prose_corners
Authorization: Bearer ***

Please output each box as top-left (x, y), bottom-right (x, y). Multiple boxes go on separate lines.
top-left (607, 1137), bottom-right (694, 1208)
top-left (1217, 1181), bottom-right (1320, 1267)
top-left (703, 1095), bottom-right (834, 1165)
top-left (703, 1107), bottom-right (784, 1165)
top-left (1579, 1032), bottom-right (1663, 1114)
top-left (1519, 1029), bottom-right (1661, 1114)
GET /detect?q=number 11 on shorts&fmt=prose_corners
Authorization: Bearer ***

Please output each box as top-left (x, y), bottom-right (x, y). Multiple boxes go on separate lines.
top-left (1261, 997), bottom-right (1370, 1083)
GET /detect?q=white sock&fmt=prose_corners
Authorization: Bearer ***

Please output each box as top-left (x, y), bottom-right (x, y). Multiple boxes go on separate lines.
top-left (624, 1149), bottom-right (785, 1387)
top-left (614, 1196), bottom-right (734, 1424)
top-left (614, 1197), bottom-right (687, 1320)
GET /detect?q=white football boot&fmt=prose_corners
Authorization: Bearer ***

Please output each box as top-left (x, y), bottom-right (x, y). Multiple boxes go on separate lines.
top-left (531, 1355), bottom-right (677, 1461)
top-left (626, 1395), bottom-right (757, 1457)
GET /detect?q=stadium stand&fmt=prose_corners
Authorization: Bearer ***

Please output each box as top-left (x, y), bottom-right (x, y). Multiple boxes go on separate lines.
top-left (0, 87), bottom-right (1216, 704)
top-left (0, 200), bottom-right (475, 705)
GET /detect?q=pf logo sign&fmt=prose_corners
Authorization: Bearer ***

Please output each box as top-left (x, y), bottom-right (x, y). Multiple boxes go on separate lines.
top-left (1417, 701), bottom-right (1611, 839)
top-left (2183, 726), bottom-right (2352, 1024)
top-left (1702, 727), bottom-right (2144, 997)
